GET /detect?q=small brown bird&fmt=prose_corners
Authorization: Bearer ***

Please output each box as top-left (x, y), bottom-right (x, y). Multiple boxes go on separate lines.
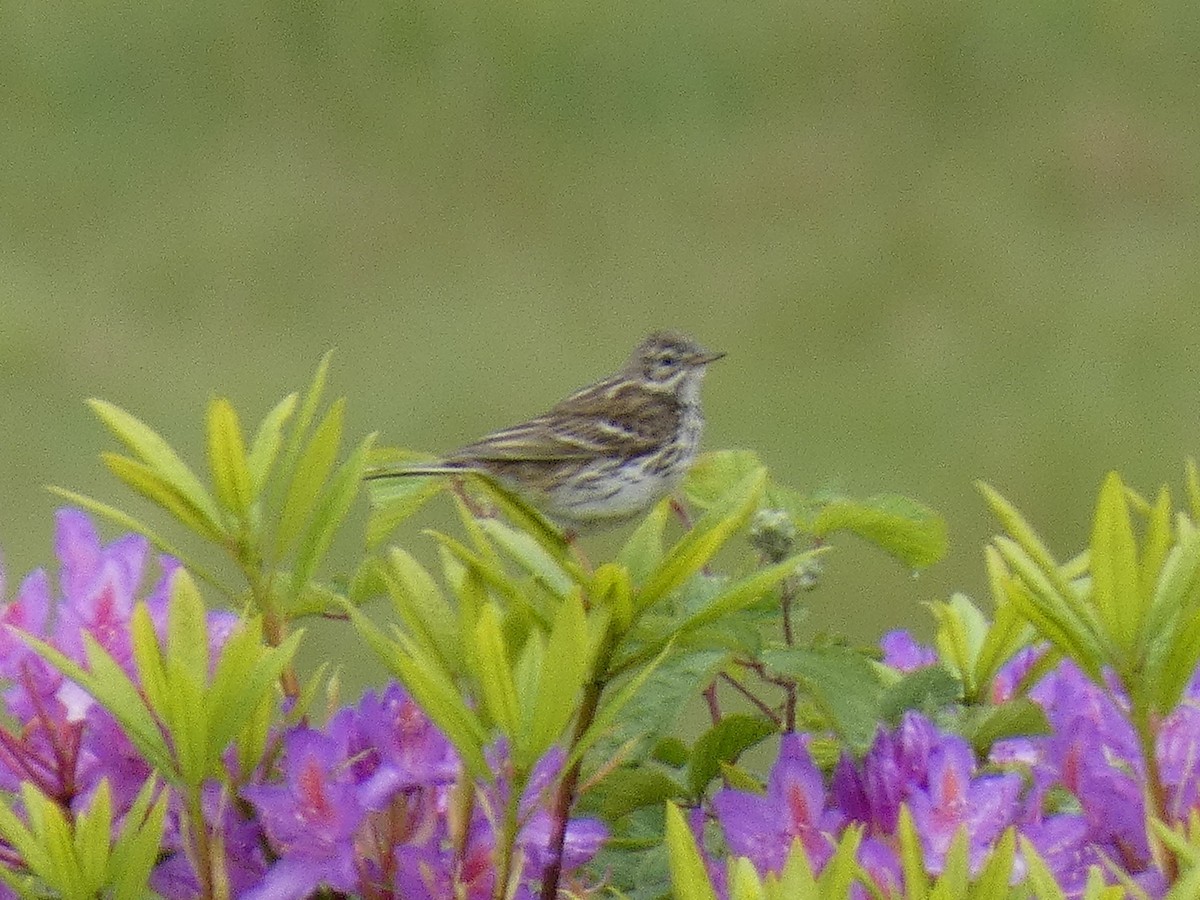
top-left (366, 331), bottom-right (724, 531)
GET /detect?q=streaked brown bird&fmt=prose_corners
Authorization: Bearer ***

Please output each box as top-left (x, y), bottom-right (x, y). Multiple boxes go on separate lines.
top-left (366, 331), bottom-right (724, 531)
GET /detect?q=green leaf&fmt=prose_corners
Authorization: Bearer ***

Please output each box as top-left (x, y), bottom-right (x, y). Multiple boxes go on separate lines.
top-left (292, 430), bottom-right (375, 590)
top-left (88, 399), bottom-right (223, 527)
top-left (102, 453), bottom-right (226, 542)
top-left (206, 397), bottom-right (253, 517)
top-left (111, 778), bottom-right (169, 900)
top-left (480, 518), bottom-right (576, 602)
top-left (274, 398), bottom-right (345, 558)
top-left (381, 548), bottom-right (460, 672)
top-left (684, 450), bottom-right (765, 509)
top-left (166, 571), bottom-right (210, 686)
top-left (897, 806), bottom-right (930, 900)
top-left (569, 641), bottom-right (676, 770)
top-left (638, 467), bottom-right (767, 612)
top-left (813, 494), bottom-right (948, 569)
top-left (676, 551), bottom-right (821, 637)
top-left (524, 594), bottom-right (592, 762)
top-left (764, 646), bottom-right (883, 753)
top-left (972, 828), bottom-right (1017, 900)
top-left (366, 476), bottom-right (443, 548)
top-left (246, 392), bottom-right (297, 496)
top-left (879, 665), bottom-right (962, 724)
top-left (992, 537), bottom-right (1106, 678)
top-left (1090, 472), bottom-right (1140, 659)
top-left (618, 499), bottom-right (671, 587)
top-left (686, 715), bottom-right (776, 797)
top-left (963, 699), bottom-right (1050, 756)
top-left (590, 767), bottom-right (688, 820)
top-left (274, 350), bottom-right (334, 495)
top-left (666, 802), bottom-right (720, 900)
top-left (978, 482), bottom-right (1081, 614)
top-left (472, 602), bottom-right (520, 738)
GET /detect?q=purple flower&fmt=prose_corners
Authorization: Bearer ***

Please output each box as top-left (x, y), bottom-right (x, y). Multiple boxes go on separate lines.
top-left (713, 734), bottom-right (842, 873)
top-left (242, 724), bottom-right (365, 899)
top-left (906, 738), bottom-right (1021, 872)
top-left (880, 630), bottom-right (937, 672)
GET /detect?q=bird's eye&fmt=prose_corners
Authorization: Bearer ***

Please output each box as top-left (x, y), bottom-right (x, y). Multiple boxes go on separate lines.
top-left (660, 354), bottom-right (677, 366)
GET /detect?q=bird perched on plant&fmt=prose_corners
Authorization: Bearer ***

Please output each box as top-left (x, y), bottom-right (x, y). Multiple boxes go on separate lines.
top-left (365, 331), bottom-right (724, 532)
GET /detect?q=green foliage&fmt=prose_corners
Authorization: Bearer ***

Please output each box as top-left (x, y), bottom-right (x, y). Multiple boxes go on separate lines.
top-left (53, 354), bottom-right (376, 623)
top-left (981, 467), bottom-right (1200, 717)
top-left (686, 450), bottom-right (949, 571)
top-left (19, 571), bottom-right (301, 791)
top-left (666, 800), bottom-right (1130, 900)
top-left (0, 778), bottom-right (167, 900)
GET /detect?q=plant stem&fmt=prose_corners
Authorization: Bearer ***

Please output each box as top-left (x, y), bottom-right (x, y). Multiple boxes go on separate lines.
top-left (538, 675), bottom-right (605, 900)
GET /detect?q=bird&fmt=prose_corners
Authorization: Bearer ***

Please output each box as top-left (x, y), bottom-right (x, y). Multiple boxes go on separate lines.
top-left (365, 331), bottom-right (724, 532)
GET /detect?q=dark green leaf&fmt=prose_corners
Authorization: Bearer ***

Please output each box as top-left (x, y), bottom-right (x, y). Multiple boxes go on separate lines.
top-left (590, 768), bottom-right (688, 820)
top-left (879, 665), bottom-right (962, 724)
top-left (765, 646), bottom-right (884, 753)
top-left (686, 714), bottom-right (776, 797)
top-left (963, 699), bottom-right (1050, 755)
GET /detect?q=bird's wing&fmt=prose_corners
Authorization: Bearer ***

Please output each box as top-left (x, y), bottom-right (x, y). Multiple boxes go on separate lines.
top-left (449, 378), bottom-right (680, 462)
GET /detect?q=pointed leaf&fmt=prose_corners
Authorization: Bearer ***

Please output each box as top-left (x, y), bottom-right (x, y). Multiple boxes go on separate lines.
top-left (666, 802), bottom-right (720, 900)
top-left (102, 453), bottom-right (225, 542)
top-left (479, 518), bottom-right (576, 602)
top-left (274, 350), bottom-right (333, 495)
top-left (638, 468), bottom-right (767, 611)
top-left (247, 392), bottom-right (297, 495)
top-left (813, 494), bottom-right (947, 569)
top-left (381, 548), bottom-right (460, 672)
top-left (292, 430), bottom-right (375, 590)
top-left (274, 398), bottom-right (345, 558)
top-left (618, 498), bottom-right (671, 586)
top-left (207, 397), bottom-right (253, 516)
top-left (88, 399), bottom-right (222, 525)
top-left (167, 571), bottom-right (209, 685)
top-left (687, 715), bottom-right (776, 797)
top-left (524, 594), bottom-right (592, 760)
top-left (765, 646), bottom-right (883, 753)
top-left (1090, 472), bottom-right (1140, 658)
top-left (366, 476), bottom-right (443, 548)
top-left (472, 602), bottom-right (520, 738)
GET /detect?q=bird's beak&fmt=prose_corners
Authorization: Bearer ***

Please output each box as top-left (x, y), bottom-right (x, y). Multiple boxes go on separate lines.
top-left (696, 350), bottom-right (726, 365)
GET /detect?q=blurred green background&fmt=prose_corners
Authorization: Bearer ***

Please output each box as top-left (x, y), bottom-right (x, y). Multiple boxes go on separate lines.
top-left (4, 0), bottom-right (1200, 670)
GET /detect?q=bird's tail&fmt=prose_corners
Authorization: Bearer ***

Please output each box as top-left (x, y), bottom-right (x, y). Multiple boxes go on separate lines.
top-left (363, 463), bottom-right (467, 481)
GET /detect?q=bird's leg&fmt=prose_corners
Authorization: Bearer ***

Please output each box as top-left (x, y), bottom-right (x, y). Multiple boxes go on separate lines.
top-left (669, 496), bottom-right (693, 530)
top-left (449, 477), bottom-right (495, 519)
top-left (565, 530), bottom-right (594, 574)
